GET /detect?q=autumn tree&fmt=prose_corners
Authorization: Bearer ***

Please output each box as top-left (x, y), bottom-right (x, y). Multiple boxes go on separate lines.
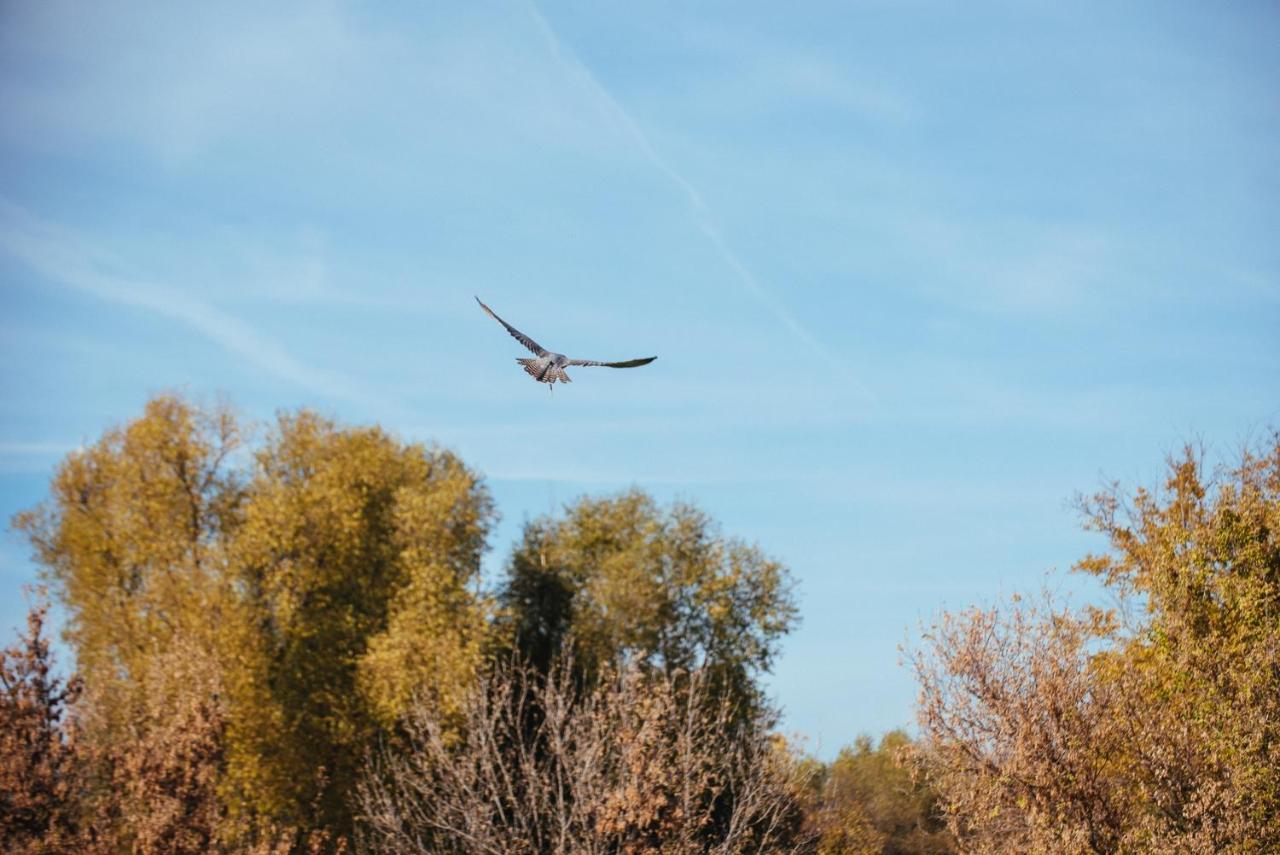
top-left (911, 437), bottom-right (1280, 853)
top-left (358, 491), bottom-right (804, 851)
top-left (499, 490), bottom-right (798, 714)
top-left (12, 396), bottom-right (243, 738)
top-left (225, 409), bottom-right (494, 832)
top-left (13, 395), bottom-right (496, 841)
top-left (805, 731), bottom-right (953, 855)
top-left (1076, 437), bottom-right (1280, 846)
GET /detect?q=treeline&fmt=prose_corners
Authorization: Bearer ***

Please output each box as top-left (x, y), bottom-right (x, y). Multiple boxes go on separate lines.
top-left (1, 395), bottom-right (1276, 853)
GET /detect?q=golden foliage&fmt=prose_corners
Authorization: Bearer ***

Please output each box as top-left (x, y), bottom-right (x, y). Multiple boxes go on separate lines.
top-left (911, 437), bottom-right (1280, 853)
top-left (12, 396), bottom-right (243, 735)
top-left (12, 394), bottom-right (495, 840)
top-left (225, 410), bottom-right (494, 831)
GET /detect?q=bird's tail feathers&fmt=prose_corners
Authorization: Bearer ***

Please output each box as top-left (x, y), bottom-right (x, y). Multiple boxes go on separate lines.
top-left (516, 358), bottom-right (570, 383)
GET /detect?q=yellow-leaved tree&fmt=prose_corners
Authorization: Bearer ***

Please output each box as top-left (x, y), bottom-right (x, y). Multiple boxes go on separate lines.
top-left (224, 409), bottom-right (493, 831)
top-left (14, 395), bottom-right (495, 842)
top-left (13, 396), bottom-right (244, 738)
top-left (912, 437), bottom-right (1280, 853)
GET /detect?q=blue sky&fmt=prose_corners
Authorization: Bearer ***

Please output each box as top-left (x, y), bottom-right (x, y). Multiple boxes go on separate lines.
top-left (1, 0), bottom-right (1277, 754)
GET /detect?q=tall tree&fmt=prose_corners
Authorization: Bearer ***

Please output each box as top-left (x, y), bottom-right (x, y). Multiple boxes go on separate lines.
top-left (12, 395), bottom-right (242, 733)
top-left (14, 395), bottom-right (497, 839)
top-left (224, 410), bottom-right (494, 832)
top-left (499, 490), bottom-right (797, 712)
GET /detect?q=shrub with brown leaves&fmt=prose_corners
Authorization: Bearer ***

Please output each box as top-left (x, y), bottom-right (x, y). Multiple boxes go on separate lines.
top-left (357, 656), bottom-right (812, 854)
top-left (0, 598), bottom-right (82, 854)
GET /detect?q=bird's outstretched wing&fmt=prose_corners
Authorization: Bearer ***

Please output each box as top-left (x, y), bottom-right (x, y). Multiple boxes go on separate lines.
top-left (475, 297), bottom-right (547, 356)
top-left (567, 356), bottom-right (657, 369)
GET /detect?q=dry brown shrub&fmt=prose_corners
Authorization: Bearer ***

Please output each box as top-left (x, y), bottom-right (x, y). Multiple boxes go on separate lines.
top-left (911, 594), bottom-right (1130, 854)
top-left (74, 638), bottom-right (227, 854)
top-left (0, 598), bottom-right (82, 855)
top-left (357, 656), bottom-right (812, 854)
top-left (74, 640), bottom-right (351, 854)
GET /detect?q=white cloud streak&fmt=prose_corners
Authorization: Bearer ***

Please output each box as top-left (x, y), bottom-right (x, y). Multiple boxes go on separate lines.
top-left (525, 1), bottom-right (831, 359)
top-left (0, 201), bottom-right (365, 403)
top-left (0, 442), bottom-right (77, 456)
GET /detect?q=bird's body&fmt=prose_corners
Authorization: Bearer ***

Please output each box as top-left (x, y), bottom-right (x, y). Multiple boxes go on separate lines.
top-left (476, 297), bottom-right (656, 386)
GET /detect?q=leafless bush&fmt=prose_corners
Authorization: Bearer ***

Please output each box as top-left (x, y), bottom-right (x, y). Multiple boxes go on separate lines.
top-left (357, 657), bottom-right (812, 854)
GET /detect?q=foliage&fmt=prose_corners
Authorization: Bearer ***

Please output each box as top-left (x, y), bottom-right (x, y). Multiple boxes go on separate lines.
top-left (1077, 437), bottom-right (1280, 846)
top-left (912, 593), bottom-right (1126, 852)
top-left (358, 655), bottom-right (812, 854)
top-left (499, 490), bottom-right (798, 713)
top-left (72, 636), bottom-right (238, 854)
top-left (12, 394), bottom-right (494, 839)
top-left (39, 394), bottom-right (1273, 851)
top-left (805, 731), bottom-right (954, 855)
top-left (224, 409), bottom-right (493, 830)
top-left (911, 438), bottom-right (1280, 853)
top-left (0, 597), bottom-right (82, 854)
top-left (12, 396), bottom-right (243, 736)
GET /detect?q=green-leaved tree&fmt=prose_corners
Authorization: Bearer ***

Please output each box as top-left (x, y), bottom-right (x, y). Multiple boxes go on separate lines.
top-left (499, 489), bottom-right (798, 715)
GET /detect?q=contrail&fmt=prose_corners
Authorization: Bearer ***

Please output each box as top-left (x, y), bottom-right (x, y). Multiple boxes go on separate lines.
top-left (525, 1), bottom-right (830, 358)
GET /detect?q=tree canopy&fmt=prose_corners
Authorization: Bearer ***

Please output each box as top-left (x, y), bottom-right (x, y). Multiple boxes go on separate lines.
top-left (499, 489), bottom-right (798, 712)
top-left (10, 395), bottom-right (798, 845)
top-left (14, 395), bottom-right (495, 836)
top-left (16, 393), bottom-right (1272, 851)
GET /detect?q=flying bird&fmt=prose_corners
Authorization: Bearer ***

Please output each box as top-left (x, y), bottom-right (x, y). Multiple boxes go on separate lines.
top-left (476, 296), bottom-right (656, 387)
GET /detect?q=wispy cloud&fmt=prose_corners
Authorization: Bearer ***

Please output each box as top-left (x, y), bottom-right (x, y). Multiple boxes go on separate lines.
top-left (0, 201), bottom-right (366, 402)
top-left (0, 1), bottom-right (364, 164)
top-left (0, 440), bottom-right (81, 474)
top-left (0, 441), bottom-right (77, 456)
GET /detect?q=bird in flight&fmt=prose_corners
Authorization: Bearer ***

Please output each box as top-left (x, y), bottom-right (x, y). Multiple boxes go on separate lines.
top-left (476, 296), bottom-right (657, 388)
